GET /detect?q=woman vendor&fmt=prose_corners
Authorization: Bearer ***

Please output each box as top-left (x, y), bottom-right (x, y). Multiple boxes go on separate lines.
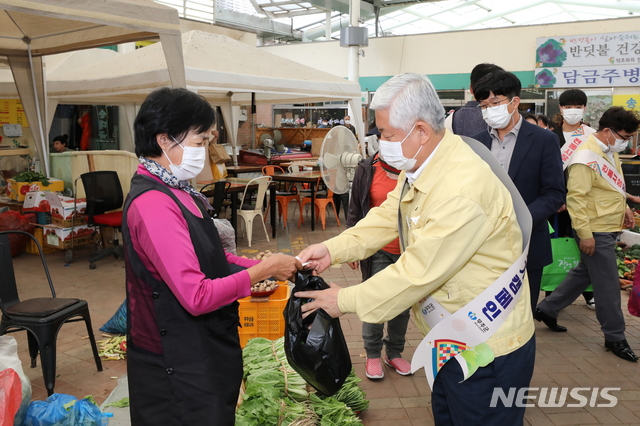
top-left (123, 87), bottom-right (301, 425)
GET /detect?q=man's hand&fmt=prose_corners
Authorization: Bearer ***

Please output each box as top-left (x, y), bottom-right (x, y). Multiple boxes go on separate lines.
top-left (557, 204), bottom-right (567, 213)
top-left (347, 261), bottom-right (359, 271)
top-left (295, 281), bottom-right (343, 318)
top-left (296, 243), bottom-right (331, 273)
top-left (624, 207), bottom-right (635, 229)
top-left (628, 194), bottom-right (640, 204)
top-left (579, 237), bottom-right (596, 256)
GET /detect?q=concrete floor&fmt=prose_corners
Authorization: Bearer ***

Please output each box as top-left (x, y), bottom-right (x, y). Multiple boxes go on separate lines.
top-left (8, 206), bottom-right (640, 425)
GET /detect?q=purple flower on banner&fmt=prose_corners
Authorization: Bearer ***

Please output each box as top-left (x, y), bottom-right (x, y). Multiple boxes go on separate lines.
top-left (535, 69), bottom-right (556, 88)
top-left (536, 39), bottom-right (566, 67)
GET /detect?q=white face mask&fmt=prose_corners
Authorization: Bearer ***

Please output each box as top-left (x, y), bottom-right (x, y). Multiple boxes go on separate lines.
top-left (561, 108), bottom-right (584, 126)
top-left (344, 120), bottom-right (350, 125)
top-left (608, 130), bottom-right (629, 153)
top-left (163, 136), bottom-right (206, 181)
top-left (378, 123), bottom-right (422, 171)
top-left (481, 100), bottom-right (514, 129)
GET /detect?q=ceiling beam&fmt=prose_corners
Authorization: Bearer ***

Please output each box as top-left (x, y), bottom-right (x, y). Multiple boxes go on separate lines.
top-left (552, 0), bottom-right (640, 13)
top-left (448, 0), bottom-right (546, 30)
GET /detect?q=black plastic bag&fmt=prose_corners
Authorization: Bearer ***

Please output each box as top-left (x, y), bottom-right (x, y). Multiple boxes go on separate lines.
top-left (284, 271), bottom-right (352, 396)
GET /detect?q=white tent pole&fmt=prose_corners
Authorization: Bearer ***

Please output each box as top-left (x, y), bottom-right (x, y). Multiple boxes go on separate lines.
top-left (228, 94), bottom-right (238, 166)
top-left (27, 42), bottom-right (49, 176)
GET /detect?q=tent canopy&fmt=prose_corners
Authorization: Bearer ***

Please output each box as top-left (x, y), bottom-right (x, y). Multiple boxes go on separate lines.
top-left (0, 0), bottom-right (186, 175)
top-left (48, 30), bottom-right (361, 105)
top-left (47, 30), bottom-right (365, 159)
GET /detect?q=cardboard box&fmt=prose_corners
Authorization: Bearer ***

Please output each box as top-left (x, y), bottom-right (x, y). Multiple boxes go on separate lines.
top-left (22, 191), bottom-right (53, 212)
top-left (6, 178), bottom-right (64, 201)
top-left (46, 193), bottom-right (87, 227)
top-left (24, 227), bottom-right (57, 255)
top-left (42, 224), bottom-right (95, 249)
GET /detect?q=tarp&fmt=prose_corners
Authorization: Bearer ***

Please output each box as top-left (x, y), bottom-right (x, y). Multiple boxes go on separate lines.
top-left (46, 30), bottom-right (366, 162)
top-left (0, 0), bottom-right (186, 175)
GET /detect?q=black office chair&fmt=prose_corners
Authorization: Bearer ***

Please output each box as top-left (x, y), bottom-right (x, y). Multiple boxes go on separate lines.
top-left (0, 231), bottom-right (103, 396)
top-left (200, 180), bottom-right (231, 218)
top-left (80, 171), bottom-right (124, 269)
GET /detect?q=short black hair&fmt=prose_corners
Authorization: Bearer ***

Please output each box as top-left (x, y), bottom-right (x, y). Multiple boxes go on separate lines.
top-left (536, 114), bottom-right (549, 127)
top-left (559, 89), bottom-right (588, 107)
top-left (473, 70), bottom-right (521, 102)
top-left (53, 134), bottom-right (68, 145)
top-left (134, 87), bottom-right (215, 158)
top-left (469, 63), bottom-right (504, 91)
top-left (598, 106), bottom-right (640, 133)
top-left (521, 112), bottom-right (537, 123)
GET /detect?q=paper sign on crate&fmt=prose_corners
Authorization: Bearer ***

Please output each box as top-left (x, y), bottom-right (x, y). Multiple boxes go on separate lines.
top-left (42, 224), bottom-right (94, 249)
top-left (45, 193), bottom-right (87, 227)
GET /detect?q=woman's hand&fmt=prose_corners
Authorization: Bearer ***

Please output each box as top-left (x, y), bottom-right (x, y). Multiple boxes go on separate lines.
top-left (296, 243), bottom-right (331, 273)
top-left (248, 253), bottom-right (302, 283)
top-left (347, 261), bottom-right (359, 271)
top-left (294, 281), bottom-right (343, 318)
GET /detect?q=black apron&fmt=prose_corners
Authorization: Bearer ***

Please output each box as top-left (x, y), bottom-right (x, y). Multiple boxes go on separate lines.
top-left (122, 174), bottom-right (242, 425)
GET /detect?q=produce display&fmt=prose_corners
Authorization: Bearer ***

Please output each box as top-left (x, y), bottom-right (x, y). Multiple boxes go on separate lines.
top-left (98, 335), bottom-right (127, 360)
top-left (236, 337), bottom-right (368, 426)
top-left (616, 242), bottom-right (638, 290)
top-left (251, 279), bottom-right (278, 293)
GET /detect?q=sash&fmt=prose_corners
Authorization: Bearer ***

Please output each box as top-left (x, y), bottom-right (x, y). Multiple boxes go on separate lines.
top-left (560, 126), bottom-right (594, 170)
top-left (569, 149), bottom-right (626, 197)
top-left (402, 136), bottom-right (532, 390)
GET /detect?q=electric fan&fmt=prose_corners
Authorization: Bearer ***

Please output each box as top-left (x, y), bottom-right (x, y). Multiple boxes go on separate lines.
top-left (319, 126), bottom-right (363, 194)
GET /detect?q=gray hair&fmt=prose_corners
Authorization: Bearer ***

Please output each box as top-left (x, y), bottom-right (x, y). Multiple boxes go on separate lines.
top-left (370, 73), bottom-right (445, 133)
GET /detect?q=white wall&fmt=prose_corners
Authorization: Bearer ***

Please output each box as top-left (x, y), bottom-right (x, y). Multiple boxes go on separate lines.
top-left (261, 16), bottom-right (640, 78)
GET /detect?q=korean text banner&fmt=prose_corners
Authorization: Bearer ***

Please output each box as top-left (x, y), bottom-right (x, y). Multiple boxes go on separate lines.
top-left (534, 64), bottom-right (640, 88)
top-left (536, 31), bottom-right (640, 69)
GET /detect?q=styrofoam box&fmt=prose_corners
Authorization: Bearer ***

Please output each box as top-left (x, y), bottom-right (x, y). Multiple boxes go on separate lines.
top-left (619, 229), bottom-right (640, 246)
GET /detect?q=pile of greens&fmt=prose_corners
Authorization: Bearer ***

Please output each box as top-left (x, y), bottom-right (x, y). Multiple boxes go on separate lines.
top-left (236, 337), bottom-right (368, 426)
top-left (13, 171), bottom-right (50, 186)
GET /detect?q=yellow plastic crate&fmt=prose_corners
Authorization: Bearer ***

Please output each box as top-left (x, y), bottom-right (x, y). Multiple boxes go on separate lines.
top-left (238, 283), bottom-right (290, 348)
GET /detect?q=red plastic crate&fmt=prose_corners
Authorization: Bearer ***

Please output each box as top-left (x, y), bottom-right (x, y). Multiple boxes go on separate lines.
top-left (238, 283), bottom-right (290, 347)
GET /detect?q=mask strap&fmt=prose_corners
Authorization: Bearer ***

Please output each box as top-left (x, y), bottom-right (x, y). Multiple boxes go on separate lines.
top-left (163, 134), bottom-right (184, 165)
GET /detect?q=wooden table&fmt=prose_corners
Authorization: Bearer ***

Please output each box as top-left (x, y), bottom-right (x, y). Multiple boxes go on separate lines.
top-left (270, 170), bottom-right (323, 231)
top-left (225, 165), bottom-right (264, 177)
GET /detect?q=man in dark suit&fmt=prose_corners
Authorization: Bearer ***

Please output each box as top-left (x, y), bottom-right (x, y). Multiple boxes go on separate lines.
top-left (471, 70), bottom-right (565, 313)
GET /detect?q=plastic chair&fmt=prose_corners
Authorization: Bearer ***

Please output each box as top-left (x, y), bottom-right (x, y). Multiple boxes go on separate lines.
top-left (272, 181), bottom-right (303, 228)
top-left (0, 231), bottom-right (103, 396)
top-left (237, 176), bottom-right (271, 247)
top-left (298, 185), bottom-right (341, 230)
top-left (80, 171), bottom-right (124, 269)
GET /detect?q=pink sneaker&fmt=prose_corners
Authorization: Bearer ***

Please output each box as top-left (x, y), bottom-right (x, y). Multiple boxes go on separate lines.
top-left (384, 356), bottom-right (412, 376)
top-left (365, 358), bottom-right (384, 379)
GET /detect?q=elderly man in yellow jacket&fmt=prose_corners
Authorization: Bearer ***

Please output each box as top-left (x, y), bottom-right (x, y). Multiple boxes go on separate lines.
top-left (535, 106), bottom-right (640, 362)
top-left (297, 73), bottom-right (535, 425)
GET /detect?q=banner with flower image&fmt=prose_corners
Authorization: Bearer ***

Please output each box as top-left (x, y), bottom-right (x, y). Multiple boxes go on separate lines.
top-left (535, 31), bottom-right (640, 88)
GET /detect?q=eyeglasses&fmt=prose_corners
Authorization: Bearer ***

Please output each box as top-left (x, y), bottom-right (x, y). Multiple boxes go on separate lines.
top-left (477, 97), bottom-right (512, 111)
top-left (612, 129), bottom-right (635, 142)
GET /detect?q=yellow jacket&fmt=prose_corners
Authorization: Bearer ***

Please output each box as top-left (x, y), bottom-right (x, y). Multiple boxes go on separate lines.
top-left (567, 134), bottom-right (626, 240)
top-left (325, 131), bottom-right (534, 358)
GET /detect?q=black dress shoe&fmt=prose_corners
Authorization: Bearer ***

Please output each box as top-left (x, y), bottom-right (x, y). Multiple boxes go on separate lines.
top-left (533, 308), bottom-right (567, 332)
top-left (605, 339), bottom-right (638, 362)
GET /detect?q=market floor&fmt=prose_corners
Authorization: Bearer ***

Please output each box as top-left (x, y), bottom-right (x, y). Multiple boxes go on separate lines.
top-left (9, 208), bottom-right (640, 426)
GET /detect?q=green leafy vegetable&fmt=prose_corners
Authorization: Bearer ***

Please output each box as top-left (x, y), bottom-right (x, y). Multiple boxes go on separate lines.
top-left (13, 171), bottom-right (50, 186)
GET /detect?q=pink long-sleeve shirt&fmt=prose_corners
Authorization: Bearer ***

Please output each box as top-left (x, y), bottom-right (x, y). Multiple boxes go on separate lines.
top-left (127, 165), bottom-right (259, 316)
